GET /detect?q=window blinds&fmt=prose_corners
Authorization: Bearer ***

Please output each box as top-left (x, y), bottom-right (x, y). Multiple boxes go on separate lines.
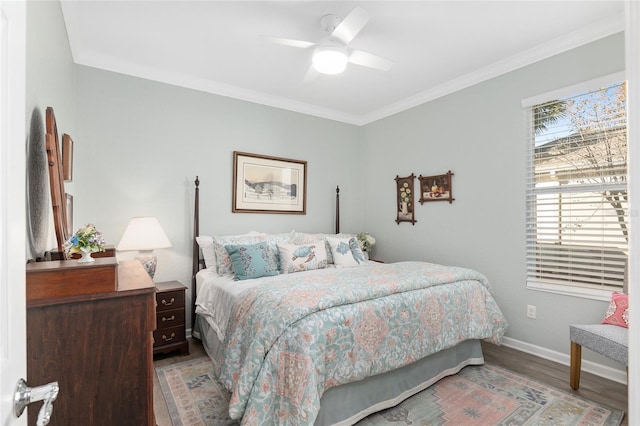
top-left (525, 81), bottom-right (628, 291)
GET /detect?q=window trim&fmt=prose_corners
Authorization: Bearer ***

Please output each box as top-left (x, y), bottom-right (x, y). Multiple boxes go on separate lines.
top-left (527, 279), bottom-right (615, 302)
top-left (523, 72), bottom-right (627, 301)
top-left (522, 71), bottom-right (626, 108)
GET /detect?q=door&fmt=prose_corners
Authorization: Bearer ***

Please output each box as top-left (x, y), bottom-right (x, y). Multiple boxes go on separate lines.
top-left (0, 1), bottom-right (27, 425)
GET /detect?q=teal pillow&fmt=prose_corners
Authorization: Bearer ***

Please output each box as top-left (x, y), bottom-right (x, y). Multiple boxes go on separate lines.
top-left (224, 242), bottom-right (278, 280)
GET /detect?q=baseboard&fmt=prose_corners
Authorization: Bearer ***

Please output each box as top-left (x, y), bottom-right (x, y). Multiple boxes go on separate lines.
top-left (502, 336), bottom-right (627, 385)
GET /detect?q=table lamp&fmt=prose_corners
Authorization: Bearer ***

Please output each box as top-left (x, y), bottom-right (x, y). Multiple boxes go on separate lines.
top-left (117, 217), bottom-right (171, 278)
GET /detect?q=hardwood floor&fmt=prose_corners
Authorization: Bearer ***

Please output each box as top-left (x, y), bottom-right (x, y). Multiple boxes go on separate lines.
top-left (153, 339), bottom-right (628, 425)
top-left (481, 341), bottom-right (628, 425)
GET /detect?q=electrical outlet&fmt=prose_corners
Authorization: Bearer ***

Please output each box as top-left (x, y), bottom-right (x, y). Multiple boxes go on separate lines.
top-left (527, 304), bottom-right (537, 319)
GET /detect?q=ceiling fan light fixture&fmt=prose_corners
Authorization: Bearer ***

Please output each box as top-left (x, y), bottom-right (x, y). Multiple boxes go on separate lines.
top-left (312, 46), bottom-right (348, 75)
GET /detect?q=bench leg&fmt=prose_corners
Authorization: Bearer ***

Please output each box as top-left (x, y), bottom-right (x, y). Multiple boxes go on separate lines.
top-left (570, 342), bottom-right (582, 390)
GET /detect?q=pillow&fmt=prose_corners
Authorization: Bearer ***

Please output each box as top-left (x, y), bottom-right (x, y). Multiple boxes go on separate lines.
top-left (277, 240), bottom-right (328, 273)
top-left (293, 232), bottom-right (355, 264)
top-left (224, 242), bottom-right (279, 280)
top-left (195, 235), bottom-right (216, 269)
top-left (602, 291), bottom-right (629, 328)
top-left (326, 236), bottom-right (367, 268)
top-left (265, 231), bottom-right (298, 271)
top-left (212, 232), bottom-right (266, 276)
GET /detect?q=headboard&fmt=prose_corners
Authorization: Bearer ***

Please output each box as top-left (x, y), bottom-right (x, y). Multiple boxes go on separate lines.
top-left (190, 177), bottom-right (340, 327)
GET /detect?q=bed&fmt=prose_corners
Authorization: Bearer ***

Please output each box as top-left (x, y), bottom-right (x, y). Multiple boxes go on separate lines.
top-left (190, 178), bottom-right (508, 425)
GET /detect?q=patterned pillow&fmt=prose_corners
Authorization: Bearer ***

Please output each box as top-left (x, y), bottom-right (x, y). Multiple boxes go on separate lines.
top-left (293, 232), bottom-right (354, 264)
top-left (224, 242), bottom-right (279, 280)
top-left (326, 236), bottom-right (367, 268)
top-left (212, 232), bottom-right (266, 276)
top-left (602, 291), bottom-right (629, 328)
top-left (277, 241), bottom-right (328, 273)
top-left (195, 235), bottom-right (216, 269)
top-left (265, 231), bottom-right (298, 271)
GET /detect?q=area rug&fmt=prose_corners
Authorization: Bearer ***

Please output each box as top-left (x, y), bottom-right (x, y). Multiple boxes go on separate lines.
top-left (156, 357), bottom-right (624, 426)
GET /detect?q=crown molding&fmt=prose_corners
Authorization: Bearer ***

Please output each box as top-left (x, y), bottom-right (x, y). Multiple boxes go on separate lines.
top-left (73, 50), bottom-right (363, 125)
top-left (359, 15), bottom-right (624, 125)
top-left (69, 13), bottom-right (624, 127)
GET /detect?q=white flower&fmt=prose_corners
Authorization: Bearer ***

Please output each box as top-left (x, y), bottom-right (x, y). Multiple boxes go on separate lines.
top-left (356, 232), bottom-right (376, 252)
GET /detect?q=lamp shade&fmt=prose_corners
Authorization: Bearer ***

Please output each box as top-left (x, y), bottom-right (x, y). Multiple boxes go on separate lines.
top-left (117, 217), bottom-right (172, 252)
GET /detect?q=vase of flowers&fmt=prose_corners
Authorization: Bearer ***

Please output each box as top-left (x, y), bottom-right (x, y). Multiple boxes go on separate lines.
top-left (356, 232), bottom-right (376, 260)
top-left (64, 224), bottom-right (106, 263)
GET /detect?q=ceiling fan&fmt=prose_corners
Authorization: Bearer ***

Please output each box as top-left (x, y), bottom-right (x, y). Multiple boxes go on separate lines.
top-left (260, 6), bottom-right (393, 81)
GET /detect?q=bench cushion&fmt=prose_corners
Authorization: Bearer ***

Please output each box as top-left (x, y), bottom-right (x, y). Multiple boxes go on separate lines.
top-left (570, 324), bottom-right (628, 366)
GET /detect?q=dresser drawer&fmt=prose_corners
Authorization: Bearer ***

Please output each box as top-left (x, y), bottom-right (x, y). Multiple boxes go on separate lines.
top-left (153, 325), bottom-right (186, 348)
top-left (156, 290), bottom-right (184, 312)
top-left (156, 307), bottom-right (185, 328)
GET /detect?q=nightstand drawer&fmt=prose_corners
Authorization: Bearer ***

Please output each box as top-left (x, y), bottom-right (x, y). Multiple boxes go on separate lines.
top-left (154, 280), bottom-right (189, 356)
top-left (156, 307), bottom-right (185, 328)
top-left (156, 290), bottom-right (184, 312)
top-left (153, 325), bottom-right (186, 348)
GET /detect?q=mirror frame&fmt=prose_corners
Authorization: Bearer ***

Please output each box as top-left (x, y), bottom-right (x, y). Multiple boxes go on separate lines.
top-left (45, 107), bottom-right (68, 254)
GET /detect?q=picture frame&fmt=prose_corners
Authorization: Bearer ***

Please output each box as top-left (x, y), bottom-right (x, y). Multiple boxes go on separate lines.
top-left (418, 171), bottom-right (455, 204)
top-left (62, 133), bottom-right (73, 182)
top-left (395, 174), bottom-right (416, 225)
top-left (232, 151), bottom-right (307, 214)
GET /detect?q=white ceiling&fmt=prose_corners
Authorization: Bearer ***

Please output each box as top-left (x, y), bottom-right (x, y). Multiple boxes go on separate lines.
top-left (60, 1), bottom-right (625, 125)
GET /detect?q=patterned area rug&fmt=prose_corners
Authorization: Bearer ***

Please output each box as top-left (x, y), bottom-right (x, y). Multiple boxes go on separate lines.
top-left (156, 357), bottom-right (624, 426)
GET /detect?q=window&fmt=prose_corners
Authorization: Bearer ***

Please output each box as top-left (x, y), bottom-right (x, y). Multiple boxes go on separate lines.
top-left (524, 74), bottom-right (628, 299)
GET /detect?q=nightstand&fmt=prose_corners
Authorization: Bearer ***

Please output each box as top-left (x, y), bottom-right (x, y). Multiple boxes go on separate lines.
top-left (154, 280), bottom-right (189, 356)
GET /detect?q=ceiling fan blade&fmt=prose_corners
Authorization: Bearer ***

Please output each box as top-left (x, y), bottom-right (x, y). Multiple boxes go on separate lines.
top-left (303, 66), bottom-right (319, 83)
top-left (258, 35), bottom-right (315, 49)
top-left (331, 6), bottom-right (370, 45)
top-left (349, 49), bottom-right (393, 72)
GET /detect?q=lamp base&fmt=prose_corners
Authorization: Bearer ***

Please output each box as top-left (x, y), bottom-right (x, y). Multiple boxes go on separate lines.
top-left (135, 253), bottom-right (157, 279)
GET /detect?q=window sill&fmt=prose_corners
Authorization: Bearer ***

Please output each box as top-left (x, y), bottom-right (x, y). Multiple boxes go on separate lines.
top-left (526, 279), bottom-right (615, 302)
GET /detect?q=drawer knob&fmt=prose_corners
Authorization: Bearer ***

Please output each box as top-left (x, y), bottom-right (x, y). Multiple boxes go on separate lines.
top-left (161, 297), bottom-right (175, 306)
top-left (162, 315), bottom-right (175, 322)
top-left (162, 333), bottom-right (175, 342)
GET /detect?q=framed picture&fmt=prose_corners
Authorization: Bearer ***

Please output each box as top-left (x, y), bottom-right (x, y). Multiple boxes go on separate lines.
top-left (65, 193), bottom-right (73, 233)
top-left (418, 171), bottom-right (455, 204)
top-left (232, 151), bottom-right (307, 214)
top-left (62, 133), bottom-right (73, 182)
top-left (395, 174), bottom-right (416, 225)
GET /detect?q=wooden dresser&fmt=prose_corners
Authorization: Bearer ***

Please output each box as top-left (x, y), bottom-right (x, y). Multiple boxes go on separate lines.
top-left (26, 260), bottom-right (156, 425)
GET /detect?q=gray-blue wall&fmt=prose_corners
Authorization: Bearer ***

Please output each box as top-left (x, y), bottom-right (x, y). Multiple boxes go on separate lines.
top-left (73, 66), bottom-right (362, 324)
top-left (362, 33), bottom-right (625, 373)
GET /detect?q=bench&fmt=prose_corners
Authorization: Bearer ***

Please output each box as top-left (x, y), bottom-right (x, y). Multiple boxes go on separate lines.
top-left (569, 324), bottom-right (628, 390)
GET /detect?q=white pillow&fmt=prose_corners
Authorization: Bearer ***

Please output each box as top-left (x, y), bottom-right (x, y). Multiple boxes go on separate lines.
top-left (326, 236), bottom-right (367, 268)
top-left (293, 232), bottom-right (354, 264)
top-left (277, 240), bottom-right (328, 273)
top-left (195, 235), bottom-right (216, 269)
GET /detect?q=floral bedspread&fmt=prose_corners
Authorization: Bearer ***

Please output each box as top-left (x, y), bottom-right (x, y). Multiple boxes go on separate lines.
top-left (219, 261), bottom-right (508, 425)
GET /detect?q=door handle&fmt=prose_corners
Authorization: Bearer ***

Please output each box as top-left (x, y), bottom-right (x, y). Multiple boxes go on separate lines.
top-left (14, 378), bottom-right (59, 426)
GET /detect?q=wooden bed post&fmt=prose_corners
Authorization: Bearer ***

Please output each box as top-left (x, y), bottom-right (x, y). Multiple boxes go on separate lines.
top-left (335, 185), bottom-right (340, 234)
top-left (192, 176), bottom-right (200, 329)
